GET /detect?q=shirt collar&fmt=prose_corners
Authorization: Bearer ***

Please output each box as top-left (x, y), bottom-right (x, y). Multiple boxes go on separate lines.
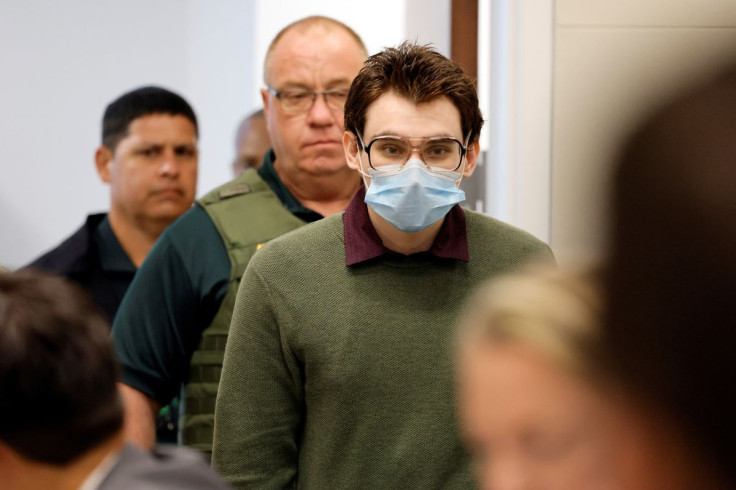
top-left (257, 149), bottom-right (323, 223)
top-left (94, 215), bottom-right (137, 273)
top-left (343, 186), bottom-right (469, 266)
top-left (78, 445), bottom-right (122, 490)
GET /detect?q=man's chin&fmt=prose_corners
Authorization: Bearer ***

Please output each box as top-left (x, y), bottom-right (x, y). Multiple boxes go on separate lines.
top-left (298, 159), bottom-right (352, 176)
top-left (297, 150), bottom-right (351, 174)
top-left (146, 201), bottom-right (193, 223)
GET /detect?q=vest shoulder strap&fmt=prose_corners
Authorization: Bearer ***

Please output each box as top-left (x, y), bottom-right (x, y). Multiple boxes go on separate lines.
top-left (198, 169), bottom-right (305, 280)
top-left (183, 170), bottom-right (308, 453)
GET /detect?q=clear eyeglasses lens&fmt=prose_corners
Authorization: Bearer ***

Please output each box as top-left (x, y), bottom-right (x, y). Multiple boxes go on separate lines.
top-left (367, 137), bottom-right (464, 172)
top-left (278, 90), bottom-right (348, 112)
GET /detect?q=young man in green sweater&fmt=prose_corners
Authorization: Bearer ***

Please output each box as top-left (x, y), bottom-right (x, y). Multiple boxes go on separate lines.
top-left (213, 43), bottom-right (554, 489)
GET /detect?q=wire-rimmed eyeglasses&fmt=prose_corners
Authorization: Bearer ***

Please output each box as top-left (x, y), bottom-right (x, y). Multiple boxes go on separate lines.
top-left (356, 133), bottom-right (468, 173)
top-left (266, 86), bottom-right (349, 114)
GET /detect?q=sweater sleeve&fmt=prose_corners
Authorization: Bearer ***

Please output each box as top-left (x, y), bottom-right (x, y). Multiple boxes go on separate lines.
top-left (212, 254), bottom-right (303, 489)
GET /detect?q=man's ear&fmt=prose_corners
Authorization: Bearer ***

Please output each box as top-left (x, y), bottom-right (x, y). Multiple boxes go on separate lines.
top-left (261, 89), bottom-right (270, 116)
top-left (462, 140), bottom-right (481, 178)
top-left (343, 131), bottom-right (361, 171)
top-left (95, 146), bottom-right (113, 184)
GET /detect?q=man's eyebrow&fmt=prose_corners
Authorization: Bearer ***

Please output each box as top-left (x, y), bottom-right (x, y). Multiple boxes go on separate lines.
top-left (324, 78), bottom-right (353, 89)
top-left (275, 78), bottom-right (353, 90)
top-left (369, 130), bottom-right (459, 139)
top-left (135, 142), bottom-right (164, 149)
top-left (275, 82), bottom-right (312, 91)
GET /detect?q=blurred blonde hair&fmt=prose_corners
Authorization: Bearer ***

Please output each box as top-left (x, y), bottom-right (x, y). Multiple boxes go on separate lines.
top-left (458, 263), bottom-right (607, 379)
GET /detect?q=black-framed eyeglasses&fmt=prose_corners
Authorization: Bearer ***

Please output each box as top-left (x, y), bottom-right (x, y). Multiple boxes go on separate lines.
top-left (357, 134), bottom-right (468, 173)
top-left (266, 86), bottom-right (349, 114)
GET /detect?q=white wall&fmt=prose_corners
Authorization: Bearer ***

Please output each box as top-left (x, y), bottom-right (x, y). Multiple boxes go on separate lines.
top-left (0, 0), bottom-right (255, 268)
top-left (1, 0), bottom-right (450, 268)
top-left (481, 0), bottom-right (554, 243)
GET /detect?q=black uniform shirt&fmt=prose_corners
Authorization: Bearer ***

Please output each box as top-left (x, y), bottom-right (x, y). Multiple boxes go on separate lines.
top-left (26, 213), bottom-right (137, 322)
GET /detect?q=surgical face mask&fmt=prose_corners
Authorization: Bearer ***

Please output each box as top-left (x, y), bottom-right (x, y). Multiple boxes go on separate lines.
top-left (364, 158), bottom-right (466, 233)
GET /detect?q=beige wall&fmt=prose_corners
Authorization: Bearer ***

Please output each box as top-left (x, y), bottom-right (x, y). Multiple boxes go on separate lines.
top-left (551, 0), bottom-right (736, 264)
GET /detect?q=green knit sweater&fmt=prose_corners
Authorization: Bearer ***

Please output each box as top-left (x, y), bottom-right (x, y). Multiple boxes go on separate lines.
top-left (213, 210), bottom-right (553, 489)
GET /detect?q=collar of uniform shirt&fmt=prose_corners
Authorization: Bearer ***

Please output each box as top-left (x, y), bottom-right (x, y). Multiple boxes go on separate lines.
top-left (95, 215), bottom-right (137, 274)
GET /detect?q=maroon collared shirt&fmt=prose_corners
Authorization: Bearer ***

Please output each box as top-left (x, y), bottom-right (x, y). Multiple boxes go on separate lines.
top-left (343, 186), bottom-right (470, 266)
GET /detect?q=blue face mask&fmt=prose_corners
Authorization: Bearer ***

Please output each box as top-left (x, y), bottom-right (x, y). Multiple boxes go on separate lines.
top-left (364, 159), bottom-right (466, 233)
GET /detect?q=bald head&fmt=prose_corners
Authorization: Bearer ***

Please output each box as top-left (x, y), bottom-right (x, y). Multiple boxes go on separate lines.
top-left (259, 17), bottom-right (367, 183)
top-left (263, 16), bottom-right (367, 85)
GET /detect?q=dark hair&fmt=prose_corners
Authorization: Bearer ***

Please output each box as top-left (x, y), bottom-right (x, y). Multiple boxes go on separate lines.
top-left (102, 85), bottom-right (198, 151)
top-left (344, 42), bottom-right (484, 142)
top-left (606, 64), bottom-right (736, 484)
top-left (0, 271), bottom-right (124, 465)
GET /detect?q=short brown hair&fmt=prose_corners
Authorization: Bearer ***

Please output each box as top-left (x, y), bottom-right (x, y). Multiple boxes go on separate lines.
top-left (263, 16), bottom-right (367, 84)
top-left (0, 271), bottom-right (123, 465)
top-left (344, 42), bottom-right (484, 142)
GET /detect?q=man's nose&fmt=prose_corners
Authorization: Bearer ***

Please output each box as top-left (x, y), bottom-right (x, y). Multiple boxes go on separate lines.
top-left (404, 146), bottom-right (429, 167)
top-left (159, 150), bottom-right (181, 177)
top-left (408, 146), bottom-right (424, 159)
top-left (306, 93), bottom-right (335, 126)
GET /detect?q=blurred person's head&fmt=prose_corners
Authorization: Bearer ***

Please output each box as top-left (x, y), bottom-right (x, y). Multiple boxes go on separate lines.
top-left (95, 86), bottom-right (199, 235)
top-left (261, 16), bottom-right (367, 187)
top-left (457, 264), bottom-right (623, 490)
top-left (0, 271), bottom-right (124, 486)
top-left (607, 64), bottom-right (736, 489)
top-left (232, 109), bottom-right (270, 176)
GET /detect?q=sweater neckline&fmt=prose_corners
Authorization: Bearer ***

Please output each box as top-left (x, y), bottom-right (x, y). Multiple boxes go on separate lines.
top-left (369, 251), bottom-right (462, 270)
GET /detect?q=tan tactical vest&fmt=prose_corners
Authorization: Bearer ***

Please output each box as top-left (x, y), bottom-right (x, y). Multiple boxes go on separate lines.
top-left (181, 169), bottom-right (306, 455)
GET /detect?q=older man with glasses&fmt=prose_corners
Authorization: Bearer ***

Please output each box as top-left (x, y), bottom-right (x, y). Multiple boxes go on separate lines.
top-left (111, 16), bottom-right (367, 457)
top-left (213, 42), bottom-right (554, 489)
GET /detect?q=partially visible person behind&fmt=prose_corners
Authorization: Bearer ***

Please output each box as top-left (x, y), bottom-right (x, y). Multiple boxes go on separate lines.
top-left (606, 64), bottom-right (736, 490)
top-left (0, 271), bottom-right (227, 490)
top-left (457, 264), bottom-right (625, 490)
top-left (26, 86), bottom-right (198, 322)
top-left (232, 109), bottom-right (270, 176)
top-left (112, 16), bottom-right (366, 456)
